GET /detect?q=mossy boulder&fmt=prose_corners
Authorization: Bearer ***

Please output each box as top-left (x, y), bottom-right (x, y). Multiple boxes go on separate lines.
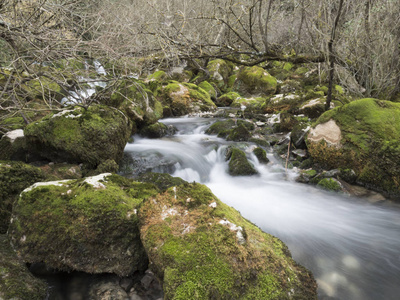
top-left (253, 147), bottom-right (270, 164)
top-left (307, 98), bottom-right (400, 198)
top-left (140, 122), bottom-right (176, 139)
top-left (8, 174), bottom-right (159, 276)
top-left (101, 78), bottom-right (163, 130)
top-left (231, 96), bottom-right (267, 112)
top-left (0, 235), bottom-right (48, 300)
top-left (136, 172), bottom-right (186, 192)
top-left (160, 81), bottom-right (217, 116)
top-left (24, 105), bottom-right (131, 168)
top-left (21, 76), bottom-right (66, 101)
top-left (139, 183), bottom-right (317, 299)
top-left (205, 119), bottom-right (255, 141)
top-left (0, 129), bottom-right (27, 161)
top-left (206, 59), bottom-right (234, 91)
top-left (198, 81), bottom-right (217, 100)
top-left (215, 92), bottom-right (240, 107)
top-left (317, 178), bottom-right (343, 192)
top-left (0, 161), bottom-right (48, 234)
top-left (235, 66), bottom-right (277, 96)
top-left (227, 147), bottom-right (258, 176)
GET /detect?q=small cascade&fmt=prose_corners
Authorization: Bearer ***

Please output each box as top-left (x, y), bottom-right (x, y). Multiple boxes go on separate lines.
top-left (122, 115), bottom-right (400, 300)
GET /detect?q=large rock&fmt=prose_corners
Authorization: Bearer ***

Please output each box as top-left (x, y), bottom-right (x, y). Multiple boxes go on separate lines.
top-left (206, 59), bottom-right (234, 92)
top-left (139, 183), bottom-right (317, 299)
top-left (0, 234), bottom-right (48, 300)
top-left (8, 174), bottom-right (159, 276)
top-left (307, 98), bottom-right (400, 198)
top-left (235, 66), bottom-right (277, 96)
top-left (0, 161), bottom-right (48, 234)
top-left (227, 147), bottom-right (258, 176)
top-left (160, 81), bottom-right (217, 116)
top-left (0, 129), bottom-right (27, 161)
top-left (24, 105), bottom-right (131, 168)
top-left (101, 78), bottom-right (163, 130)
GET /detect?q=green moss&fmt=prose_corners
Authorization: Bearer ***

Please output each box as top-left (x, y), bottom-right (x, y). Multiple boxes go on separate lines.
top-left (308, 98), bottom-right (400, 196)
top-left (22, 76), bottom-right (65, 101)
top-left (216, 92), bottom-right (240, 107)
top-left (0, 235), bottom-right (48, 300)
top-left (236, 66), bottom-right (277, 96)
top-left (137, 172), bottom-right (186, 192)
top-left (227, 123), bottom-right (251, 142)
top-left (206, 119), bottom-right (254, 140)
top-left (295, 67), bottom-right (309, 75)
top-left (0, 161), bottom-right (48, 234)
top-left (8, 174), bottom-right (159, 276)
top-left (147, 70), bottom-right (168, 82)
top-left (140, 122), bottom-right (172, 138)
top-left (198, 81), bottom-right (216, 100)
top-left (253, 147), bottom-right (269, 164)
top-left (228, 148), bottom-right (258, 176)
top-left (25, 105), bottom-right (131, 168)
top-left (283, 62), bottom-right (293, 71)
top-left (139, 183), bottom-right (317, 299)
top-left (317, 178), bottom-right (342, 192)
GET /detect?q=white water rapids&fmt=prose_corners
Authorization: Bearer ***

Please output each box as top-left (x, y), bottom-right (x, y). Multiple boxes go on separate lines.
top-left (123, 116), bottom-right (400, 300)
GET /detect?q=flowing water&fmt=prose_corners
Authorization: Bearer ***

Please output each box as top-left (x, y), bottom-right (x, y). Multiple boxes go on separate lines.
top-left (123, 116), bottom-right (400, 300)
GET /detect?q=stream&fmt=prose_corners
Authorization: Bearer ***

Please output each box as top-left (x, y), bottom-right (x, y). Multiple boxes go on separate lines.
top-left (123, 116), bottom-right (400, 300)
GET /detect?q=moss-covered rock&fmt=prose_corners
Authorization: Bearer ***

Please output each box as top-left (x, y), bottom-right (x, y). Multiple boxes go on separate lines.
top-left (0, 234), bottom-right (48, 300)
top-left (139, 122), bottom-right (176, 139)
top-left (139, 183), bottom-right (317, 299)
top-left (22, 76), bottom-right (66, 101)
top-left (0, 161), bottom-right (48, 234)
top-left (215, 92), bottom-right (240, 107)
top-left (159, 81), bottom-right (217, 116)
top-left (147, 70), bottom-right (168, 82)
top-left (24, 105), bottom-right (131, 168)
top-left (8, 174), bottom-right (159, 276)
top-left (205, 119), bottom-right (254, 140)
top-left (101, 78), bottom-right (163, 130)
top-left (206, 59), bottom-right (234, 92)
top-left (136, 172), bottom-right (186, 192)
top-left (227, 147), bottom-right (258, 176)
top-left (198, 81), bottom-right (217, 100)
top-left (235, 66), bottom-right (277, 96)
top-left (0, 129), bottom-right (27, 161)
top-left (253, 147), bottom-right (270, 164)
top-left (231, 96), bottom-right (267, 112)
top-left (307, 98), bottom-right (400, 198)
top-left (317, 178), bottom-right (343, 192)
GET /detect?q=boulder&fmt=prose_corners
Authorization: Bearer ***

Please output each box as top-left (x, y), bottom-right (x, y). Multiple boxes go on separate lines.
top-left (0, 161), bottom-right (48, 234)
top-left (160, 82), bottom-right (217, 116)
top-left (24, 105), bottom-right (131, 168)
top-left (206, 119), bottom-right (254, 140)
top-left (198, 81), bottom-right (217, 100)
top-left (235, 66), bottom-right (277, 96)
top-left (8, 174), bottom-right (159, 276)
top-left (307, 98), bottom-right (400, 198)
top-left (253, 147), bottom-right (270, 164)
top-left (0, 129), bottom-right (27, 161)
top-left (0, 235), bottom-right (48, 300)
top-left (206, 59), bottom-right (234, 92)
top-left (139, 183), bottom-right (317, 299)
top-left (227, 147), bottom-right (258, 176)
top-left (215, 92), bottom-right (240, 107)
top-left (139, 122), bottom-right (176, 139)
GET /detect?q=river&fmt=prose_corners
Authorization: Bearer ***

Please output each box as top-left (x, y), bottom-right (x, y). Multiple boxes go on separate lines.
top-left (123, 116), bottom-right (400, 300)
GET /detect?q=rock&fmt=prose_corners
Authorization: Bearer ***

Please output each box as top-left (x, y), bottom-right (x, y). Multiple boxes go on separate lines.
top-left (253, 147), bottom-right (269, 164)
top-left (215, 92), bottom-right (240, 107)
top-left (0, 129), bottom-right (27, 161)
top-left (8, 174), bottom-right (159, 276)
top-left (139, 122), bottom-right (176, 139)
top-left (299, 97), bottom-right (331, 118)
top-left (296, 169), bottom-right (317, 183)
top-left (198, 81), bottom-right (217, 100)
top-left (227, 147), bottom-right (258, 176)
top-left (205, 119), bottom-right (254, 140)
top-left (136, 172), bottom-right (186, 192)
top-left (235, 66), bottom-right (277, 96)
top-left (317, 178), bottom-right (344, 192)
top-left (24, 105), bottom-right (131, 168)
top-left (0, 234), bottom-right (48, 300)
top-left (160, 81), bottom-right (217, 116)
top-left (206, 59), bottom-right (234, 91)
top-left (273, 112), bottom-right (298, 133)
top-left (0, 161), bottom-right (48, 233)
top-left (39, 162), bottom-right (83, 179)
top-left (139, 183), bottom-right (318, 299)
top-left (88, 275), bottom-right (129, 300)
top-left (291, 123), bottom-right (310, 149)
top-left (307, 98), bottom-right (400, 198)
top-left (101, 78), bottom-right (164, 130)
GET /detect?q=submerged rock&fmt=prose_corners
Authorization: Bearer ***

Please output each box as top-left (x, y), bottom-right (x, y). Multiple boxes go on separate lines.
top-left (0, 234), bottom-right (48, 300)
top-left (307, 98), bottom-right (400, 198)
top-left (253, 147), bottom-right (270, 164)
top-left (24, 105), bottom-right (131, 168)
top-left (139, 183), bottom-right (318, 299)
top-left (8, 174), bottom-right (159, 276)
top-left (139, 122), bottom-right (176, 139)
